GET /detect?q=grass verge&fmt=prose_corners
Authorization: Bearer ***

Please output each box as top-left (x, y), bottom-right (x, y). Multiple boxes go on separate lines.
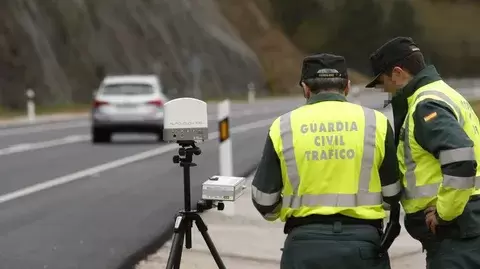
top-left (0, 103), bottom-right (90, 120)
top-left (204, 91), bottom-right (301, 103)
top-left (0, 94), bottom-right (300, 121)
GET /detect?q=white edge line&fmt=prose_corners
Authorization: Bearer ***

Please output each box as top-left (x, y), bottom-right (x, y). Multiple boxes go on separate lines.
top-left (0, 107), bottom-right (287, 138)
top-left (0, 117), bottom-right (275, 204)
top-left (0, 109), bottom-right (285, 157)
top-left (0, 121), bottom-right (89, 137)
top-left (0, 135), bottom-right (90, 157)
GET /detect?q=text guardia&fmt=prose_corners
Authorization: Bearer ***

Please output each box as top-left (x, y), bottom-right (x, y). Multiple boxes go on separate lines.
top-left (300, 121), bottom-right (359, 161)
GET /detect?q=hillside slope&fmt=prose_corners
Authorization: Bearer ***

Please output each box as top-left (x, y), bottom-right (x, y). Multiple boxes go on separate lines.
top-left (0, 0), bottom-right (266, 109)
top-left (413, 0), bottom-right (480, 56)
top-left (215, 0), bottom-right (370, 94)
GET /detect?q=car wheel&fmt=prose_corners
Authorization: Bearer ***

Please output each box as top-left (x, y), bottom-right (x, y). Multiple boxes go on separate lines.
top-left (92, 128), bottom-right (112, 144)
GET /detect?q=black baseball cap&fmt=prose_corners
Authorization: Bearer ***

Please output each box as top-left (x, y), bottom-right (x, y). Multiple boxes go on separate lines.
top-left (299, 53), bottom-right (348, 86)
top-left (366, 37), bottom-right (421, 88)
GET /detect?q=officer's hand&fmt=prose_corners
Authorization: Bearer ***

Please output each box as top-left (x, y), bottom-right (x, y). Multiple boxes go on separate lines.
top-left (424, 206), bottom-right (438, 234)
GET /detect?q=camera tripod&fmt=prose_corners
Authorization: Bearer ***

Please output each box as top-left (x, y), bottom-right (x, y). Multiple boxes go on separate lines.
top-left (165, 141), bottom-right (226, 269)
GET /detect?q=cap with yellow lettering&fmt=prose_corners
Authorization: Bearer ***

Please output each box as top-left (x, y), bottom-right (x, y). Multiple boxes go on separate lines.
top-left (299, 53), bottom-right (348, 86)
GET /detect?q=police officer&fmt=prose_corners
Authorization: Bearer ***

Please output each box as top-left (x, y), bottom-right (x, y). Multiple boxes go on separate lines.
top-left (366, 36), bottom-right (480, 268)
top-left (251, 53), bottom-right (402, 269)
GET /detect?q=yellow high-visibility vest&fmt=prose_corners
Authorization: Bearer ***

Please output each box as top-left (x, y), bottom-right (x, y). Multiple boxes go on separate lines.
top-left (269, 99), bottom-right (392, 222)
top-left (398, 80), bottom-right (480, 220)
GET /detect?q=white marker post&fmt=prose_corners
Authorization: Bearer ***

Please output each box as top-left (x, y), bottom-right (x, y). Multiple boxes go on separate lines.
top-left (218, 99), bottom-right (234, 215)
top-left (247, 82), bottom-right (256, 104)
top-left (218, 99), bottom-right (233, 176)
top-left (26, 89), bottom-right (36, 123)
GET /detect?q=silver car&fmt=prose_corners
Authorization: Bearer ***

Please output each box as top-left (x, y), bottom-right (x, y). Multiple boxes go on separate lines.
top-left (91, 75), bottom-right (168, 143)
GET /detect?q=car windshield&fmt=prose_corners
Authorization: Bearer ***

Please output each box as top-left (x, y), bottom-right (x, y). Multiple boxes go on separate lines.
top-left (101, 83), bottom-right (154, 95)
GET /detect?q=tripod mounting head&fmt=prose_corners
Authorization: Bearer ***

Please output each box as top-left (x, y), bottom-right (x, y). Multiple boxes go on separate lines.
top-left (173, 140), bottom-right (202, 165)
top-left (196, 199), bottom-right (225, 213)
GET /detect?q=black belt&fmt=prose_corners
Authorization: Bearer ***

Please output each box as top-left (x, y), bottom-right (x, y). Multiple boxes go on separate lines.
top-left (284, 214), bottom-right (383, 234)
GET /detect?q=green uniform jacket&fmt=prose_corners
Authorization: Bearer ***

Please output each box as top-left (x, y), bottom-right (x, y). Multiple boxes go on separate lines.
top-left (389, 65), bottom-right (477, 225)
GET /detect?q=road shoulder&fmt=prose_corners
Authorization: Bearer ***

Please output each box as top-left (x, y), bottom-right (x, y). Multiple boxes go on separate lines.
top-left (136, 173), bottom-right (425, 268)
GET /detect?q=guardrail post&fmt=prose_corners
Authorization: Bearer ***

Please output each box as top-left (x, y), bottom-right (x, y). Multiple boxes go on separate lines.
top-left (26, 89), bottom-right (36, 123)
top-left (218, 99), bottom-right (234, 215)
top-left (247, 82), bottom-right (256, 104)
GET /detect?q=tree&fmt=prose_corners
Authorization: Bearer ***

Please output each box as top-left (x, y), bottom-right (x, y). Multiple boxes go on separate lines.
top-left (269, 0), bottom-right (324, 37)
top-left (323, 0), bottom-right (386, 73)
top-left (383, 0), bottom-right (423, 43)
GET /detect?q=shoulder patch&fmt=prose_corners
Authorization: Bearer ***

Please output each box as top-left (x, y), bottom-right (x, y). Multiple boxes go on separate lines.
top-left (423, 112), bottom-right (437, 122)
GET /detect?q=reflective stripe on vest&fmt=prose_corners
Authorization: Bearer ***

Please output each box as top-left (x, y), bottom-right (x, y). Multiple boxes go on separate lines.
top-left (403, 90), bottom-right (470, 199)
top-left (279, 106), bottom-right (383, 208)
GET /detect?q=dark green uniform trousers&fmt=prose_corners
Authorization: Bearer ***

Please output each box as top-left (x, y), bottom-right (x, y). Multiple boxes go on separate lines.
top-left (404, 198), bottom-right (480, 269)
top-left (280, 223), bottom-right (391, 269)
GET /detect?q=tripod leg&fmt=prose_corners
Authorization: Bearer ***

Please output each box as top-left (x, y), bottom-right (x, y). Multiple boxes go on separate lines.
top-left (193, 214), bottom-right (227, 269)
top-left (166, 215), bottom-right (185, 269)
top-left (185, 218), bottom-right (192, 249)
top-left (173, 232), bottom-right (184, 269)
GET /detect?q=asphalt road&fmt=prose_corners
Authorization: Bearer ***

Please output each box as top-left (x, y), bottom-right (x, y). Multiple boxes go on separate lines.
top-left (0, 90), bottom-right (437, 269)
top-left (350, 86), bottom-right (479, 127)
top-left (0, 98), bottom-right (304, 269)
top-left (351, 91), bottom-right (394, 126)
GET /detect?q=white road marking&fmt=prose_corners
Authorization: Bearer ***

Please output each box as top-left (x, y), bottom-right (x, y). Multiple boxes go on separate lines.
top-left (0, 107), bottom-right (288, 137)
top-left (0, 106), bottom-right (285, 140)
top-left (0, 115), bottom-right (273, 158)
top-left (0, 108), bottom-right (237, 137)
top-left (0, 109), bottom-right (274, 158)
top-left (0, 117), bottom-right (275, 205)
top-left (0, 135), bottom-right (90, 157)
top-left (0, 121), bottom-right (89, 137)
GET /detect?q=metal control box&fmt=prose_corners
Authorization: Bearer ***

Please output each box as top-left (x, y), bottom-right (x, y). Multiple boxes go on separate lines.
top-left (201, 176), bottom-right (246, 201)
